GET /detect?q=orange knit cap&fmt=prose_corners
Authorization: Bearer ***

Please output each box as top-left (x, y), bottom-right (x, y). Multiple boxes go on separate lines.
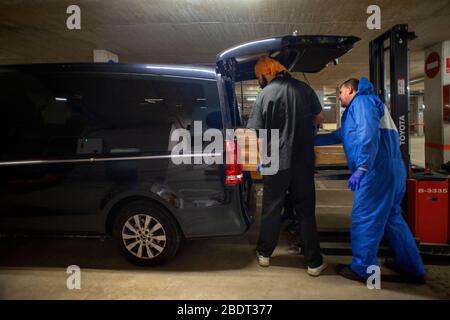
top-left (254, 56), bottom-right (287, 78)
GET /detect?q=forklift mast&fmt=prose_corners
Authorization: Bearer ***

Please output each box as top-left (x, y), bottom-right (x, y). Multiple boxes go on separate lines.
top-left (369, 24), bottom-right (417, 172)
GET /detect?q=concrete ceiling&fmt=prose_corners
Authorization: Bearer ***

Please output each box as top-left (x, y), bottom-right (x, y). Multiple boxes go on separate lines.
top-left (1, 0), bottom-right (449, 94)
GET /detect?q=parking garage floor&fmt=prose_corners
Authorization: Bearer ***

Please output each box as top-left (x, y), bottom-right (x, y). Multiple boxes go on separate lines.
top-left (1, 168), bottom-right (449, 300)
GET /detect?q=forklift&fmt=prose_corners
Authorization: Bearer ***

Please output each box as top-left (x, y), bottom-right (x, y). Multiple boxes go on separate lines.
top-left (316, 24), bottom-right (450, 257)
top-left (369, 24), bottom-right (450, 257)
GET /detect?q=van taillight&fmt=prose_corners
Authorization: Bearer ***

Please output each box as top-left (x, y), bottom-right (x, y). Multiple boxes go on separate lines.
top-left (225, 139), bottom-right (243, 185)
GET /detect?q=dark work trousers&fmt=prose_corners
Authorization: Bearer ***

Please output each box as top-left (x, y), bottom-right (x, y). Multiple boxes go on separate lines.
top-left (282, 193), bottom-right (296, 221)
top-left (257, 162), bottom-right (323, 268)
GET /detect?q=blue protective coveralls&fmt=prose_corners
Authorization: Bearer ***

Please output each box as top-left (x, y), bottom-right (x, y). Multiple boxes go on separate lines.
top-left (315, 77), bottom-right (425, 279)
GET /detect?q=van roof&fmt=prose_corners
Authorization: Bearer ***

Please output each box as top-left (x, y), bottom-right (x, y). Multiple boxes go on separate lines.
top-left (0, 63), bottom-right (218, 80)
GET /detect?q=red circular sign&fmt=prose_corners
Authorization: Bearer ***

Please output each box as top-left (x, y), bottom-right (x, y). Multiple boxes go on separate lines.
top-left (425, 52), bottom-right (441, 79)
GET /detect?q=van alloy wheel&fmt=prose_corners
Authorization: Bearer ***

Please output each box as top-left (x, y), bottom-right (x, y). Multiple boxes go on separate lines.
top-left (113, 200), bottom-right (182, 266)
top-left (121, 214), bottom-right (167, 259)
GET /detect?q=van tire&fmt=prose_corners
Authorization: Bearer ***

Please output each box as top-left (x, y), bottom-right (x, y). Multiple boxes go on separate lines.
top-left (112, 200), bottom-right (181, 266)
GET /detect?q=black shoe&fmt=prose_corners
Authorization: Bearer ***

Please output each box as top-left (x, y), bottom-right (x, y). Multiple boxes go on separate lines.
top-left (335, 264), bottom-right (367, 283)
top-left (384, 259), bottom-right (426, 284)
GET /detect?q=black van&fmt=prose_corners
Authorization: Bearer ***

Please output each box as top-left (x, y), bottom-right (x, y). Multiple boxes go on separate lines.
top-left (0, 35), bottom-right (359, 266)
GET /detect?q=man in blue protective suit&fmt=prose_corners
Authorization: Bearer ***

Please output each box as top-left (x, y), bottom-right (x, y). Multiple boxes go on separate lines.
top-left (315, 77), bottom-right (425, 284)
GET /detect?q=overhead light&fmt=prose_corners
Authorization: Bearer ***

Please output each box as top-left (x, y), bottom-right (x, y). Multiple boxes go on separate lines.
top-left (200, 106), bottom-right (208, 109)
top-left (196, 98), bottom-right (207, 101)
top-left (246, 97), bottom-right (257, 101)
top-left (410, 77), bottom-right (424, 85)
top-left (324, 106), bottom-right (332, 110)
top-left (55, 97), bottom-right (67, 102)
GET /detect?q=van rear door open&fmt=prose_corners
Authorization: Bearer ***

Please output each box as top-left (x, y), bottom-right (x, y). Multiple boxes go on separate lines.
top-left (216, 35), bottom-right (360, 81)
top-left (216, 35), bottom-right (360, 174)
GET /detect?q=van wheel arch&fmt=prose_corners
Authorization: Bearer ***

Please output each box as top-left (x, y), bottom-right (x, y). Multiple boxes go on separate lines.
top-left (105, 196), bottom-right (184, 238)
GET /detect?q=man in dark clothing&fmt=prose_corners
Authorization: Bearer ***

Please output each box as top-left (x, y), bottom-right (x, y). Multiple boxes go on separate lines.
top-left (247, 56), bottom-right (327, 276)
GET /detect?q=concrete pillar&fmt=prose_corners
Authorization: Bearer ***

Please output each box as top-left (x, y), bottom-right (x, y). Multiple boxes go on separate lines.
top-left (417, 95), bottom-right (424, 136)
top-left (424, 41), bottom-right (450, 170)
top-left (335, 87), bottom-right (343, 128)
top-left (410, 96), bottom-right (419, 136)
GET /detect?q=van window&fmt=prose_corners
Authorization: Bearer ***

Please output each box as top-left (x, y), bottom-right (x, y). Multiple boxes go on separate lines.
top-left (0, 69), bottom-right (221, 161)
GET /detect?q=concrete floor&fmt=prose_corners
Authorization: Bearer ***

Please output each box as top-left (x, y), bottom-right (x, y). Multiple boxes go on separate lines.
top-left (1, 170), bottom-right (449, 300)
top-left (1, 226), bottom-right (449, 300)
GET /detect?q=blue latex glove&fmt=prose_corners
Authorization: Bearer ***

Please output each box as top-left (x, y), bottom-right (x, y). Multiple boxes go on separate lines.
top-left (348, 169), bottom-right (366, 192)
top-left (256, 163), bottom-right (263, 173)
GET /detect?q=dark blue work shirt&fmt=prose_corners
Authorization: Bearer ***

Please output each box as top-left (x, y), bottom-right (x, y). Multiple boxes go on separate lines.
top-left (247, 75), bottom-right (322, 170)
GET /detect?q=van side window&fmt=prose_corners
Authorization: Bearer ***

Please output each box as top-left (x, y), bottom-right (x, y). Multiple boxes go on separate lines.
top-left (0, 70), bottom-right (221, 161)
